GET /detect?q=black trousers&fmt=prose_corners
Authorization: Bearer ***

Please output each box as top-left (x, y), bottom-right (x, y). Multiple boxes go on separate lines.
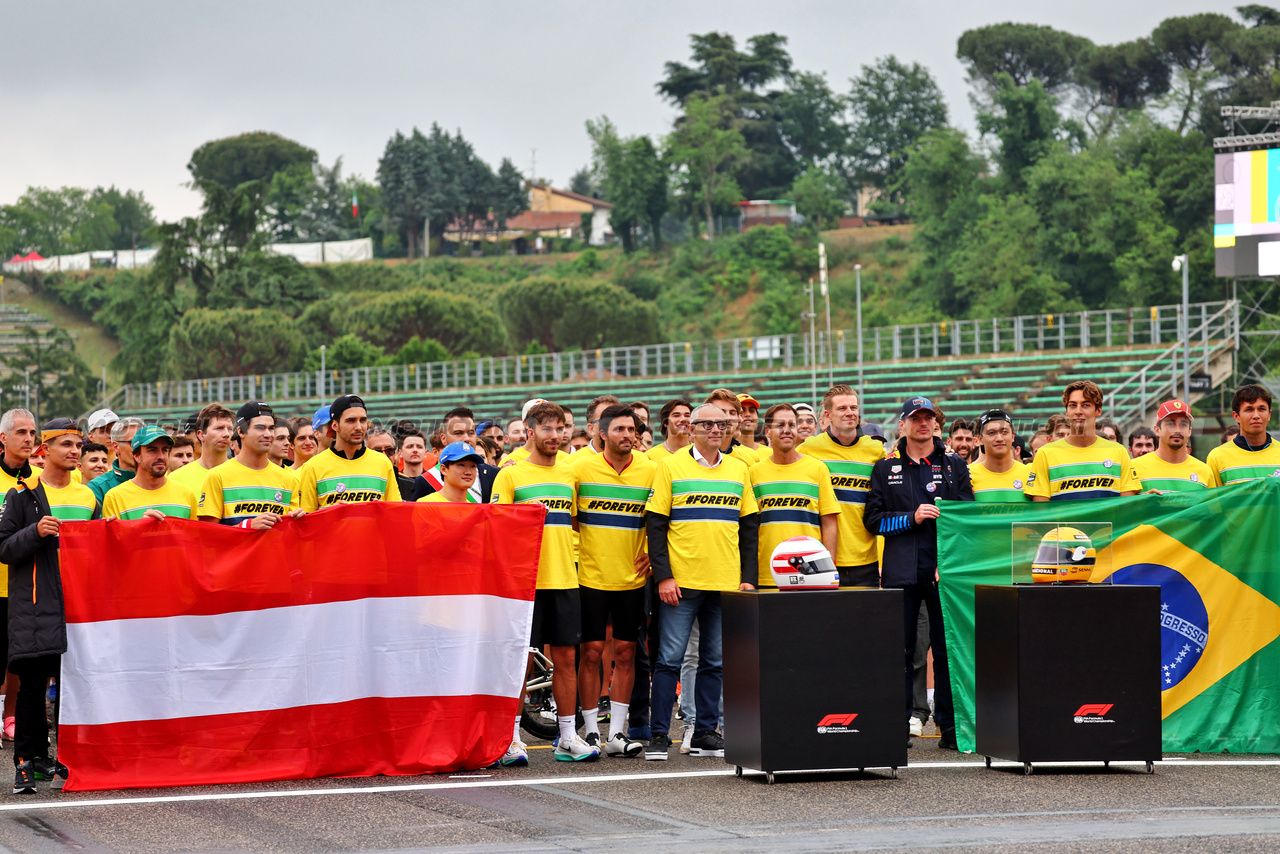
top-left (10, 655), bottom-right (59, 766)
top-left (839, 563), bottom-right (880, 588)
top-left (894, 580), bottom-right (954, 736)
top-left (628, 579), bottom-right (659, 729)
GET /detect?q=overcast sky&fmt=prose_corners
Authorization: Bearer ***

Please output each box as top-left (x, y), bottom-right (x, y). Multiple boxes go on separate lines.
top-left (3, 0), bottom-right (1222, 222)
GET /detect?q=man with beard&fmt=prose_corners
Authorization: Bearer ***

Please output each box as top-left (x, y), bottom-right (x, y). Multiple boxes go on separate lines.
top-left (102, 427), bottom-right (199, 520)
top-left (1133, 400), bottom-right (1213, 493)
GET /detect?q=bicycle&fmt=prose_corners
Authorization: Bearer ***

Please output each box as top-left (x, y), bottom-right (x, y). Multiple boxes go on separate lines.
top-left (520, 647), bottom-right (583, 741)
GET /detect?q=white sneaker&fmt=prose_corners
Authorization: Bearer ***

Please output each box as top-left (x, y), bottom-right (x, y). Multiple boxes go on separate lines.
top-left (680, 727), bottom-right (694, 754)
top-left (553, 733), bottom-right (601, 762)
top-left (499, 739), bottom-right (529, 767)
top-left (603, 732), bottom-right (644, 757)
top-left (909, 716), bottom-right (923, 737)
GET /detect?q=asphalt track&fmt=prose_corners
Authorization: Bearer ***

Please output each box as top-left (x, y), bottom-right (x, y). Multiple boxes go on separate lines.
top-left (0, 722), bottom-right (1276, 854)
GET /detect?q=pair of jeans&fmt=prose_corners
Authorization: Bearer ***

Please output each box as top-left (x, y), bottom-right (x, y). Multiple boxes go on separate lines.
top-left (894, 580), bottom-right (953, 735)
top-left (10, 655), bottom-right (59, 766)
top-left (679, 622), bottom-right (725, 728)
top-left (650, 589), bottom-right (722, 738)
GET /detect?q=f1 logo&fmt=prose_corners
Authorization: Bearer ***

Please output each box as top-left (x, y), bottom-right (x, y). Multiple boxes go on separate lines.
top-left (1073, 704), bottom-right (1114, 716)
top-left (816, 713), bottom-right (858, 727)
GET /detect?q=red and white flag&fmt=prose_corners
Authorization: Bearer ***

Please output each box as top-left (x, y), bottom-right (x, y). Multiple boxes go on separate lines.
top-left (57, 502), bottom-right (543, 791)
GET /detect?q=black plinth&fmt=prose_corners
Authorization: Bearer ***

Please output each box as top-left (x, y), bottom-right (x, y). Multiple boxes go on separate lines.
top-left (975, 583), bottom-right (1162, 773)
top-left (723, 588), bottom-right (906, 782)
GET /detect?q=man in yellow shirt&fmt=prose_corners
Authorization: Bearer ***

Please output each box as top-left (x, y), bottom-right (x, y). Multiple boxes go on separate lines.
top-left (647, 399), bottom-right (692, 463)
top-left (1133, 400), bottom-right (1214, 492)
top-left (1206, 385), bottom-right (1280, 487)
top-left (750, 403), bottom-right (839, 588)
top-left (102, 427), bottom-right (199, 520)
top-left (571, 403), bottom-right (654, 758)
top-left (797, 384), bottom-right (885, 587)
top-left (492, 401), bottom-right (597, 764)
top-left (703, 388), bottom-right (759, 466)
top-left (200, 402), bottom-right (305, 528)
top-left (168, 403), bottom-right (233, 498)
top-left (644, 403), bottom-right (759, 761)
top-left (1026, 381), bottom-right (1141, 501)
top-left (969, 409), bottom-right (1032, 503)
top-left (296, 395), bottom-right (400, 512)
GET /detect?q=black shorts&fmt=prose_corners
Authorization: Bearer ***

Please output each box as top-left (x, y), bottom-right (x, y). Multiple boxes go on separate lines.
top-left (839, 563), bottom-right (880, 588)
top-left (579, 586), bottom-right (647, 644)
top-left (530, 588), bottom-right (581, 648)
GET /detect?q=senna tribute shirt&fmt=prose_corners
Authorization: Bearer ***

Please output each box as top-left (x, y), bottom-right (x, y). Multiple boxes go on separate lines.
top-left (1024, 438), bottom-right (1140, 500)
top-left (491, 457), bottom-right (578, 589)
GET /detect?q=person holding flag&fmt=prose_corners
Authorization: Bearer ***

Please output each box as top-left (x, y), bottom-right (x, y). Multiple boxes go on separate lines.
top-left (418, 442), bottom-right (483, 504)
top-left (1133, 400), bottom-right (1213, 493)
top-left (0, 418), bottom-right (99, 793)
top-left (1206, 385), bottom-right (1280, 487)
top-left (102, 428), bottom-right (199, 520)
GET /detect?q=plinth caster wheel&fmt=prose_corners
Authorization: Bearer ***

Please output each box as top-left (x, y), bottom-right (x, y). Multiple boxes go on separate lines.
top-left (984, 756), bottom-right (992, 768)
top-left (1146, 761), bottom-right (1154, 775)
top-left (1023, 762), bottom-right (1033, 776)
top-left (890, 767), bottom-right (898, 779)
top-left (766, 772), bottom-right (775, 785)
top-left (735, 765), bottom-right (742, 777)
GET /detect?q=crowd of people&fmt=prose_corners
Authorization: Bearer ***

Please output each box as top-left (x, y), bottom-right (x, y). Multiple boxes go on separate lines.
top-left (0, 376), bottom-right (1275, 791)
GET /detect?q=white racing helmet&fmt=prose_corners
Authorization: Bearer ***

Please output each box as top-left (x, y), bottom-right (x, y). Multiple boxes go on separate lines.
top-left (769, 536), bottom-right (840, 590)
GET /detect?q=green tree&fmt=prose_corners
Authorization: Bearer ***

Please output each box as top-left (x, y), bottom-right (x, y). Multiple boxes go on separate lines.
top-left (501, 278), bottom-right (660, 351)
top-left (1074, 39), bottom-right (1170, 137)
top-left (302, 333), bottom-right (383, 371)
top-left (775, 71), bottom-right (848, 170)
top-left (956, 23), bottom-right (1093, 99)
top-left (0, 187), bottom-right (118, 256)
top-left (387, 336), bottom-right (450, 365)
top-left (1152, 13), bottom-right (1241, 133)
top-left (666, 94), bottom-right (749, 238)
top-left (90, 186), bottom-right (156, 251)
top-left (204, 253), bottom-right (328, 314)
top-left (5, 327), bottom-right (98, 421)
top-left (491, 158), bottom-right (528, 231)
top-left (846, 56), bottom-right (949, 203)
top-left (301, 288), bottom-right (505, 356)
top-left (977, 74), bottom-right (1068, 189)
top-left (187, 132), bottom-right (317, 190)
top-left (166, 308), bottom-right (305, 379)
top-left (587, 118), bottom-right (669, 251)
top-left (789, 168), bottom-right (845, 229)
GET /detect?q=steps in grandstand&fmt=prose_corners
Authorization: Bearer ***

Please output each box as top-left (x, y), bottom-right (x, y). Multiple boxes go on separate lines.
top-left (113, 341), bottom-right (1227, 436)
top-left (0, 307), bottom-right (58, 358)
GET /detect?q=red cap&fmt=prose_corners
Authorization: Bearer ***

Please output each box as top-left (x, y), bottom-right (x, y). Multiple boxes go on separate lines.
top-left (1155, 399), bottom-right (1193, 424)
top-left (736, 392), bottom-right (760, 410)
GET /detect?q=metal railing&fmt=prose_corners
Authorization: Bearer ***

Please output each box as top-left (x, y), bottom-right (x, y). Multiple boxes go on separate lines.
top-left (115, 301), bottom-right (1234, 412)
top-left (1106, 301), bottom-right (1238, 427)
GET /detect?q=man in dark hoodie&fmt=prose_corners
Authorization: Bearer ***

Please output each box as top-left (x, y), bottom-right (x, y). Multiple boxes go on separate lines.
top-left (0, 418), bottom-right (101, 793)
top-left (864, 397), bottom-right (973, 751)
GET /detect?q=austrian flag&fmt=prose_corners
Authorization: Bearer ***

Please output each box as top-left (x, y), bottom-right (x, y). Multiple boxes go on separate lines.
top-left (57, 502), bottom-right (543, 791)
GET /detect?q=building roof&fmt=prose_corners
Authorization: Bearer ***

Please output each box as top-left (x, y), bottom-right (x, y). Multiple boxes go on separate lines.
top-left (530, 185), bottom-right (613, 209)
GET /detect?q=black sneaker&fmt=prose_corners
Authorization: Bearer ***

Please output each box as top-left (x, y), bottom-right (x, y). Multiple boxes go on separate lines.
top-left (13, 759), bottom-right (35, 795)
top-left (937, 731), bottom-right (958, 751)
top-left (689, 730), bottom-right (725, 757)
top-left (584, 731), bottom-right (601, 751)
top-left (645, 733), bottom-right (671, 761)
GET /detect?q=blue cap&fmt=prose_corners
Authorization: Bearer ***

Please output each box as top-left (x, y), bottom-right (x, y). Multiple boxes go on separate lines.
top-left (439, 441), bottom-right (484, 466)
top-left (475, 420), bottom-right (494, 436)
top-left (312, 405), bottom-right (331, 433)
top-left (899, 396), bottom-right (937, 420)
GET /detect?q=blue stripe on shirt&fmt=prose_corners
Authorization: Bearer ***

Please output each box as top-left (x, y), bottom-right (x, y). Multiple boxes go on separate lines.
top-left (759, 508), bottom-right (821, 527)
top-left (670, 506), bottom-right (741, 523)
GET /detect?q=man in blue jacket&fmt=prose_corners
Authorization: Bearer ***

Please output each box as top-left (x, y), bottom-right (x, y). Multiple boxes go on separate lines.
top-left (864, 397), bottom-right (973, 751)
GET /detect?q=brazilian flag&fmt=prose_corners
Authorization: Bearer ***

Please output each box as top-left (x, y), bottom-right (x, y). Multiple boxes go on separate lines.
top-left (938, 478), bottom-right (1280, 753)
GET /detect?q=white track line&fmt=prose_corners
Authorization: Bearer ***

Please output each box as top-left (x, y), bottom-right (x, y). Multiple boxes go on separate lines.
top-left (5, 759), bottom-right (1280, 812)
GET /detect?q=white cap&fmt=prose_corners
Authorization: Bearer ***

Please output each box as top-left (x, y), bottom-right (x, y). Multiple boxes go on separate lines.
top-left (87, 409), bottom-right (119, 432)
top-left (521, 398), bottom-right (548, 420)
top-left (793, 402), bottom-right (815, 414)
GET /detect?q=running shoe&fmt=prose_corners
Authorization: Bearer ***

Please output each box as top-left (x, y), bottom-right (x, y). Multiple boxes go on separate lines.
top-left (909, 716), bottom-right (923, 737)
top-left (688, 730), bottom-right (725, 757)
top-left (680, 726), bottom-right (694, 754)
top-left (13, 759), bottom-right (34, 795)
top-left (553, 733), bottom-right (600, 762)
top-left (645, 733), bottom-right (671, 761)
top-left (499, 739), bottom-right (529, 767)
top-left (604, 733), bottom-right (644, 757)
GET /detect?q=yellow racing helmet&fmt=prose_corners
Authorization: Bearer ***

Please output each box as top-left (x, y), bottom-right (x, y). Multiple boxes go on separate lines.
top-left (1031, 526), bottom-right (1096, 583)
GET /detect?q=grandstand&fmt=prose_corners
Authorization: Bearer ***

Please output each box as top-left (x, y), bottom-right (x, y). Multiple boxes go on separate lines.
top-left (0, 306), bottom-right (57, 359)
top-left (107, 301), bottom-right (1239, 437)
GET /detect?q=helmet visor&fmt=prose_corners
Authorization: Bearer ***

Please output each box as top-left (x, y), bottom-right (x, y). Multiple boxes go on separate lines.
top-left (1034, 543), bottom-right (1095, 567)
top-left (788, 554), bottom-right (838, 576)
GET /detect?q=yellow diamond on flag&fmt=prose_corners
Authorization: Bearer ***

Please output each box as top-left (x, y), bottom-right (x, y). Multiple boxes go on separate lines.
top-left (1093, 525), bottom-right (1280, 719)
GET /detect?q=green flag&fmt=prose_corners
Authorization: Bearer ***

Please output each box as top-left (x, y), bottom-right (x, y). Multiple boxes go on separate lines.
top-left (938, 478), bottom-right (1280, 753)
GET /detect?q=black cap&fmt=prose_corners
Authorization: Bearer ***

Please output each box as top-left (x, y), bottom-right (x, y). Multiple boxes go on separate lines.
top-left (330, 394), bottom-right (367, 425)
top-left (42, 417), bottom-right (79, 433)
top-left (861, 423), bottom-right (886, 442)
top-left (977, 409), bottom-right (1013, 433)
top-left (236, 401), bottom-right (274, 429)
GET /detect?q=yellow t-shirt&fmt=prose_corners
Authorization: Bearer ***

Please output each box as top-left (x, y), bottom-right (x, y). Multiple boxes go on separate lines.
top-left (1132, 452), bottom-right (1213, 492)
top-left (646, 448), bottom-right (757, 592)
top-left (296, 447), bottom-right (400, 512)
top-left (0, 467), bottom-right (38, 597)
top-left (969, 461), bottom-right (1033, 503)
top-left (646, 444), bottom-right (677, 463)
top-left (71, 469), bottom-right (81, 484)
top-left (749, 455), bottom-right (839, 588)
top-left (417, 492), bottom-right (454, 504)
top-left (1205, 438), bottom-right (1280, 487)
top-left (571, 450), bottom-right (655, 591)
top-left (44, 480), bottom-right (99, 521)
top-left (504, 446), bottom-right (570, 466)
top-left (728, 444), bottom-right (760, 466)
top-left (797, 431), bottom-right (885, 566)
top-left (198, 457), bottom-right (299, 524)
top-left (168, 458), bottom-right (224, 498)
top-left (102, 479), bottom-right (199, 520)
top-left (1025, 437), bottom-right (1140, 500)
top-left (491, 457), bottom-right (578, 589)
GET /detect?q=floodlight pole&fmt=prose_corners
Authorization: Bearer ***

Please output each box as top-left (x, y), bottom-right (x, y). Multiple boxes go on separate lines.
top-left (819, 243), bottom-right (833, 388)
top-left (805, 278), bottom-right (817, 411)
top-left (1174, 254), bottom-right (1189, 401)
top-left (855, 264), bottom-right (864, 404)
